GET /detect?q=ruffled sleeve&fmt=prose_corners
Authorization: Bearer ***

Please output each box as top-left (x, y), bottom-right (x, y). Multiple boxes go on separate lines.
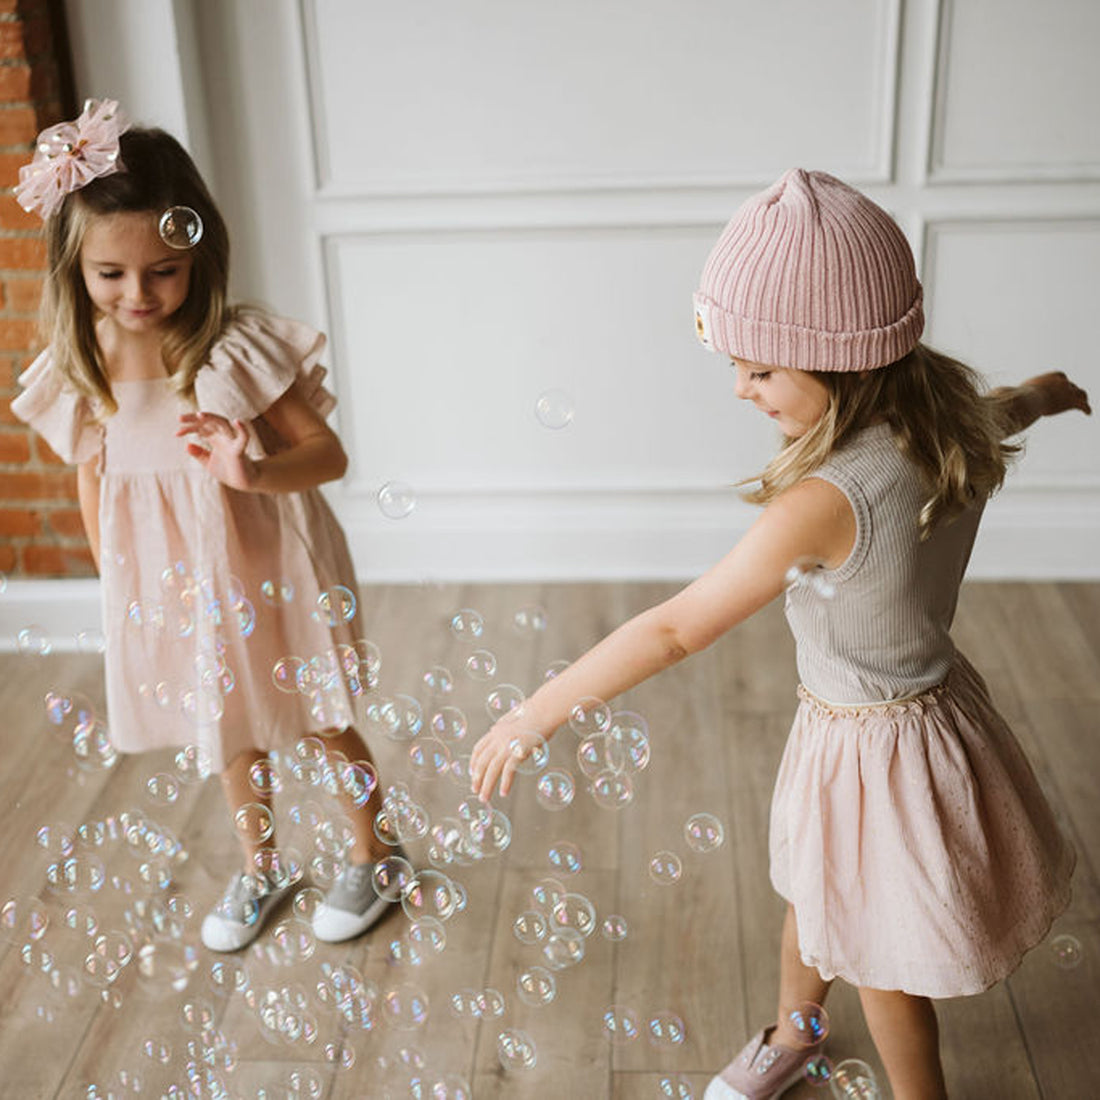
top-left (10, 349), bottom-right (103, 465)
top-left (193, 309), bottom-right (338, 422)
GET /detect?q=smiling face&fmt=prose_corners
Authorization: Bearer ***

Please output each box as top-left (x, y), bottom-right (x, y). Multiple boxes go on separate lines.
top-left (80, 212), bottom-right (193, 336)
top-left (731, 359), bottom-right (830, 438)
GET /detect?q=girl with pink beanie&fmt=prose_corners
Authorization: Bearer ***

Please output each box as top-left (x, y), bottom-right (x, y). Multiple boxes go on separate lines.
top-left (470, 168), bottom-right (1088, 1098)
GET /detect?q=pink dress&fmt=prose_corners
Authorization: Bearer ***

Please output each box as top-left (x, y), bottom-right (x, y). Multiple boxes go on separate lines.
top-left (12, 311), bottom-right (367, 772)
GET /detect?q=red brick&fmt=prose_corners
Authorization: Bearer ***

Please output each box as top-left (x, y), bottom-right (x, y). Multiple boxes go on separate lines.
top-left (0, 235), bottom-right (45, 268)
top-left (0, 192), bottom-right (39, 231)
top-left (2, 467), bottom-right (76, 498)
top-left (0, 506), bottom-right (40, 536)
top-left (0, 104), bottom-right (37, 144)
top-left (0, 428), bottom-right (29, 460)
top-left (0, 400), bottom-right (20, 425)
top-left (44, 505), bottom-right (84, 538)
top-left (0, 316), bottom-right (37, 348)
top-left (0, 152), bottom-right (30, 187)
top-left (0, 62), bottom-right (32, 100)
top-left (21, 542), bottom-right (95, 576)
top-left (5, 273), bottom-right (41, 311)
top-left (0, 24), bottom-right (27, 62)
top-left (0, 543), bottom-right (15, 572)
top-left (0, 0), bottom-right (21, 15)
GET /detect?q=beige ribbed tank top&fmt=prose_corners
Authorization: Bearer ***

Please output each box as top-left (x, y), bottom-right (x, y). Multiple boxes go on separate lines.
top-left (785, 422), bottom-right (984, 705)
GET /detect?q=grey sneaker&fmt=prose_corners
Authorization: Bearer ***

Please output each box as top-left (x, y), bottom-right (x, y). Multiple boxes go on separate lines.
top-left (201, 871), bottom-right (288, 953)
top-left (312, 848), bottom-right (407, 943)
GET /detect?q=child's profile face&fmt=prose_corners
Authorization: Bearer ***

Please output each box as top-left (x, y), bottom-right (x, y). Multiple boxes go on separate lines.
top-left (731, 359), bottom-right (829, 438)
top-left (80, 212), bottom-right (194, 336)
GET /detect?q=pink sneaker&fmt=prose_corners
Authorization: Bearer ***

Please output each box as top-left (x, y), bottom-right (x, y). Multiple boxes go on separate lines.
top-left (704, 1025), bottom-right (825, 1100)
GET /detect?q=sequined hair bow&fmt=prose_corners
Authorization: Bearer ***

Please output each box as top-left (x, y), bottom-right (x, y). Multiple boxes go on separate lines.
top-left (15, 98), bottom-right (129, 219)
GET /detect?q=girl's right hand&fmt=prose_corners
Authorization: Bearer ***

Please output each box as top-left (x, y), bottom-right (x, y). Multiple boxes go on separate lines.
top-left (1023, 372), bottom-right (1091, 418)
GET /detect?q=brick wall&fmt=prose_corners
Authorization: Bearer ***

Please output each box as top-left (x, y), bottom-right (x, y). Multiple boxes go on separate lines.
top-left (0, 0), bottom-right (89, 577)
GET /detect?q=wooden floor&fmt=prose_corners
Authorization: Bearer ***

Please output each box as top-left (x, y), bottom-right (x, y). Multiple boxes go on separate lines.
top-left (0, 581), bottom-right (1097, 1099)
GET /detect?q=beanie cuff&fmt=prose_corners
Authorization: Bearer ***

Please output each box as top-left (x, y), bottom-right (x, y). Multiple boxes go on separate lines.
top-left (693, 289), bottom-right (924, 372)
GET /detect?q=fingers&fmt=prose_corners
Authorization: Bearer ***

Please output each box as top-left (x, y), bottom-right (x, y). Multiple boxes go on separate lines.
top-left (175, 411), bottom-right (238, 438)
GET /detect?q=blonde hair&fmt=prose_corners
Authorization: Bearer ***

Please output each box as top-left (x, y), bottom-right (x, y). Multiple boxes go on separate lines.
top-left (40, 127), bottom-right (231, 415)
top-left (742, 344), bottom-right (1019, 537)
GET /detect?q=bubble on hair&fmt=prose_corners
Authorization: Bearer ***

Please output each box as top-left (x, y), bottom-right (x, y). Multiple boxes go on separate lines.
top-left (158, 205), bottom-right (203, 249)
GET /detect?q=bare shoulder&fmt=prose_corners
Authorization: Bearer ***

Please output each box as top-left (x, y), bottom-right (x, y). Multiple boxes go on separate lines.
top-left (767, 476), bottom-right (855, 568)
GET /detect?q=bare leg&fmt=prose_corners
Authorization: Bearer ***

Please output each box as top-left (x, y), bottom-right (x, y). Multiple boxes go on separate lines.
top-left (220, 748), bottom-right (274, 870)
top-left (317, 726), bottom-right (389, 863)
top-left (858, 986), bottom-right (947, 1100)
top-left (772, 904), bottom-right (832, 1048)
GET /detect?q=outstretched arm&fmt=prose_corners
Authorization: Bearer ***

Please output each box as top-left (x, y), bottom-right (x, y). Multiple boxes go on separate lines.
top-left (468, 475), bottom-right (855, 801)
top-left (989, 371), bottom-right (1091, 437)
top-left (176, 379), bottom-right (347, 493)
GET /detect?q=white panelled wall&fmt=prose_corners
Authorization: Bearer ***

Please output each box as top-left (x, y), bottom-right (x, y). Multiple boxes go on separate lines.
top-left (4, 0), bottom-right (1097, 646)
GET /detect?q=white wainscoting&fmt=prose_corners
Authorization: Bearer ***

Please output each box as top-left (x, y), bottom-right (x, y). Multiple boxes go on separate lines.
top-left (36, 0), bottom-right (1100, 608)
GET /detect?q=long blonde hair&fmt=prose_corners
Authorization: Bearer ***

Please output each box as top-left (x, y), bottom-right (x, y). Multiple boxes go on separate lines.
top-left (40, 127), bottom-right (231, 415)
top-left (742, 344), bottom-right (1019, 537)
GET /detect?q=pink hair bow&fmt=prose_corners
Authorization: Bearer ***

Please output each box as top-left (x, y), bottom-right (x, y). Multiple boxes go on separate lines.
top-left (14, 98), bottom-right (129, 219)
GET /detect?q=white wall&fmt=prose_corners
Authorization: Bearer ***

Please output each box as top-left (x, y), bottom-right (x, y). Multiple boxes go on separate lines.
top-left (45, 0), bottom-right (1100, 592)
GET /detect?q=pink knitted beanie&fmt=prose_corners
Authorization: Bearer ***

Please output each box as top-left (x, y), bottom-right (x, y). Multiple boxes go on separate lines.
top-left (693, 168), bottom-right (923, 372)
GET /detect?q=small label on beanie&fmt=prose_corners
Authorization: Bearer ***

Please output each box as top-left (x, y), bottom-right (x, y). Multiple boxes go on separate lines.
top-left (693, 294), bottom-right (714, 349)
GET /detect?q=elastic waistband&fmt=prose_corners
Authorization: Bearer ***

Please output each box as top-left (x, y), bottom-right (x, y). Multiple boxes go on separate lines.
top-left (796, 674), bottom-right (953, 718)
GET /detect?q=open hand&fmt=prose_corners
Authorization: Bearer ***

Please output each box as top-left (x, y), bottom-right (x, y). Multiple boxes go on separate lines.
top-left (469, 720), bottom-right (546, 803)
top-left (1023, 372), bottom-right (1091, 418)
top-left (176, 412), bottom-right (257, 490)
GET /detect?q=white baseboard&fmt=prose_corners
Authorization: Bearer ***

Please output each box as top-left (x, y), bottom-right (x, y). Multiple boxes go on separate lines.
top-left (3, 489), bottom-right (1096, 651)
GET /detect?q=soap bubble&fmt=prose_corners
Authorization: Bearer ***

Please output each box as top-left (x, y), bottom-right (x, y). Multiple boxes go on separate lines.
top-left (401, 871), bottom-right (458, 922)
top-left (542, 928), bottom-right (585, 969)
top-left (684, 812), bottom-right (725, 853)
top-left (259, 578), bottom-right (295, 605)
top-left (422, 664), bottom-right (454, 696)
top-left (498, 1028), bottom-right (537, 1070)
top-left (315, 585), bottom-right (357, 626)
top-left (789, 1001), bottom-right (829, 1045)
top-left (606, 711), bottom-right (650, 772)
top-left (648, 850), bottom-right (682, 885)
top-left (535, 769), bottom-right (575, 810)
top-left (830, 1059), bottom-right (879, 1098)
top-left (486, 683), bottom-right (525, 721)
top-left (477, 987), bottom-right (506, 1017)
top-left (648, 1010), bottom-right (686, 1048)
top-left (377, 480), bottom-right (416, 519)
top-left (1050, 933), bottom-right (1083, 969)
top-left (449, 608), bottom-right (484, 642)
top-left (233, 803), bottom-right (274, 844)
top-left (380, 982), bottom-right (428, 1030)
top-left (174, 743), bottom-right (212, 784)
top-left (569, 696), bottom-right (611, 737)
top-left (512, 909), bottom-right (548, 945)
top-left (248, 758), bottom-right (282, 797)
top-left (602, 1004), bottom-right (641, 1044)
top-left (600, 914), bottom-right (628, 941)
top-left (429, 706), bottom-right (468, 743)
top-left (658, 1075), bottom-right (695, 1099)
top-left (17, 625), bottom-right (51, 656)
top-left (785, 556), bottom-right (837, 599)
top-left (0, 895), bottom-right (49, 944)
top-left (145, 773), bottom-right (180, 806)
top-left (804, 1055), bottom-right (834, 1085)
top-left (76, 628), bottom-right (106, 654)
top-left (547, 841), bottom-right (582, 875)
top-left (465, 649), bottom-right (497, 680)
top-left (590, 770), bottom-right (635, 810)
top-left (158, 205), bottom-right (203, 249)
top-left (534, 389), bottom-right (575, 430)
top-left (512, 605), bottom-right (547, 636)
top-left (516, 966), bottom-right (556, 1007)
top-left (551, 892), bottom-right (596, 937)
top-left (35, 823), bottom-right (74, 857)
top-left (323, 1040), bottom-right (355, 1070)
top-left (408, 737), bottom-right (452, 780)
top-left (511, 730), bottom-right (550, 774)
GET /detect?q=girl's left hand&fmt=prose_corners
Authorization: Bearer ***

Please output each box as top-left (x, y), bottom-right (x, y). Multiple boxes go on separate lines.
top-left (176, 412), bottom-right (257, 490)
top-left (469, 719), bottom-right (544, 803)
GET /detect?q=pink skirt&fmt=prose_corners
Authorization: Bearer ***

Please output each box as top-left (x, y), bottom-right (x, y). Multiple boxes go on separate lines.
top-left (770, 654), bottom-right (1074, 998)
